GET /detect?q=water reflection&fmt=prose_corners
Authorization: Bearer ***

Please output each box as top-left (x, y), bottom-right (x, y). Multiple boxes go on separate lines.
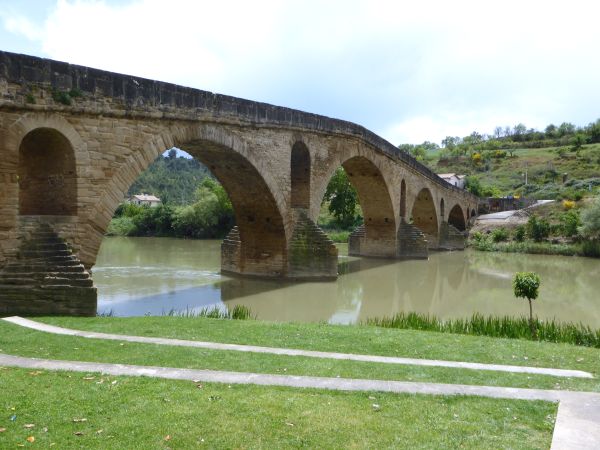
top-left (95, 237), bottom-right (600, 327)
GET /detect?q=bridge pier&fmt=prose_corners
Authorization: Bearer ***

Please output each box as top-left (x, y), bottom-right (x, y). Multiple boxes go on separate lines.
top-left (0, 219), bottom-right (97, 316)
top-left (438, 221), bottom-right (466, 250)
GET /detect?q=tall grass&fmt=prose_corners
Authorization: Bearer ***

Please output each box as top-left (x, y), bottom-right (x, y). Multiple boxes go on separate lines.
top-left (165, 304), bottom-right (254, 320)
top-left (366, 312), bottom-right (600, 348)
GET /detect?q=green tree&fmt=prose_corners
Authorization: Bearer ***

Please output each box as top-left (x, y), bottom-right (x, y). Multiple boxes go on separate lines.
top-left (559, 210), bottom-right (581, 237)
top-left (513, 272), bottom-right (541, 338)
top-left (324, 168), bottom-right (360, 228)
top-left (570, 133), bottom-right (587, 152)
top-left (526, 215), bottom-right (550, 242)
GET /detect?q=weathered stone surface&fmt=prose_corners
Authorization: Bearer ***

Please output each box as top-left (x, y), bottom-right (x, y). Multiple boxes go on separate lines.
top-left (0, 51), bottom-right (479, 314)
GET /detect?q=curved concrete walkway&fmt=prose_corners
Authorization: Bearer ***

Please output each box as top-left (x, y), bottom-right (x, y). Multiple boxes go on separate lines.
top-left (2, 316), bottom-right (593, 379)
top-left (0, 353), bottom-right (598, 449)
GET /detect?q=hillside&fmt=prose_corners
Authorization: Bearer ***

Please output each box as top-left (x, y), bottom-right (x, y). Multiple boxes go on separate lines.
top-left (127, 151), bottom-right (210, 205)
top-left (429, 143), bottom-right (600, 200)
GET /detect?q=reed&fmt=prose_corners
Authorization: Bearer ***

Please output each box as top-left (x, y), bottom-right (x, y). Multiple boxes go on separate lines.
top-left (366, 312), bottom-right (600, 348)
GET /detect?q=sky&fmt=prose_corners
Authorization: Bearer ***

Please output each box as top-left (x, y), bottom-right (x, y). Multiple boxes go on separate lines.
top-left (1, 0), bottom-right (599, 145)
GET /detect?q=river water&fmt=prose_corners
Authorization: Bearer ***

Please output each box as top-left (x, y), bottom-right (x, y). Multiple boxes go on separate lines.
top-left (93, 237), bottom-right (600, 327)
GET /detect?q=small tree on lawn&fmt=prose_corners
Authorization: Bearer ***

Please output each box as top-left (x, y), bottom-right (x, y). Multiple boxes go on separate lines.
top-left (513, 272), bottom-right (541, 338)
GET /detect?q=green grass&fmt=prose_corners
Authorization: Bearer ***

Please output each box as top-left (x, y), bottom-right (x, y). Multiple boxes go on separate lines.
top-left (2, 318), bottom-right (600, 393)
top-left (325, 229), bottom-right (350, 243)
top-left (366, 312), bottom-right (600, 348)
top-left (429, 143), bottom-right (600, 198)
top-left (0, 367), bottom-right (555, 449)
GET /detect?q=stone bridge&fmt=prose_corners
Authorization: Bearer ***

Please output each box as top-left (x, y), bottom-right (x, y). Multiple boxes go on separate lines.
top-left (0, 51), bottom-right (478, 316)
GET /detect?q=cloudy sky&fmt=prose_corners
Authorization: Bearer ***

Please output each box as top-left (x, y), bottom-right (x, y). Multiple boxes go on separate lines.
top-left (1, 0), bottom-right (599, 145)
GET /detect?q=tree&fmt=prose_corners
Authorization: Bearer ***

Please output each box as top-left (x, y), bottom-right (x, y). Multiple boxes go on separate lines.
top-left (558, 122), bottom-right (576, 137)
top-left (513, 272), bottom-right (541, 338)
top-left (324, 167), bottom-right (359, 228)
top-left (544, 124), bottom-right (557, 138)
top-left (167, 148), bottom-right (177, 159)
top-left (493, 126), bottom-right (503, 139)
top-left (579, 196), bottom-right (600, 240)
top-left (570, 133), bottom-right (587, 152)
top-left (512, 123), bottom-right (527, 141)
top-left (526, 215), bottom-right (550, 242)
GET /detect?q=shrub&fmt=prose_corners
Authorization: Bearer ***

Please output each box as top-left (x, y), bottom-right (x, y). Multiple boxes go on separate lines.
top-left (491, 227), bottom-right (509, 242)
top-left (562, 199), bottom-right (576, 210)
top-left (579, 196), bottom-right (600, 240)
top-left (526, 215), bottom-right (550, 242)
top-left (559, 210), bottom-right (581, 237)
top-left (513, 225), bottom-right (526, 242)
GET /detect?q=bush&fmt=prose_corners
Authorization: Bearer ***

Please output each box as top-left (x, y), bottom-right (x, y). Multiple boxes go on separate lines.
top-left (491, 227), bottom-right (509, 242)
top-left (559, 210), bottom-right (581, 237)
top-left (579, 196), bottom-right (600, 240)
top-left (526, 215), bottom-right (550, 242)
top-left (513, 225), bottom-right (526, 242)
top-left (562, 199), bottom-right (576, 210)
top-left (106, 216), bottom-right (136, 236)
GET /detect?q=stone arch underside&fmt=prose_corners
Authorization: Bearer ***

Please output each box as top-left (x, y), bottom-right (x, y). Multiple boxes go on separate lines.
top-left (183, 139), bottom-right (288, 277)
top-left (448, 204), bottom-right (466, 231)
top-left (411, 188), bottom-right (438, 245)
top-left (342, 156), bottom-right (397, 257)
top-left (18, 127), bottom-right (77, 216)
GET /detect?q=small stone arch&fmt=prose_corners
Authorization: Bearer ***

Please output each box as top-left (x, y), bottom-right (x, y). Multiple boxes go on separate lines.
top-left (448, 204), bottom-right (466, 231)
top-left (411, 187), bottom-right (438, 237)
top-left (290, 142), bottom-right (311, 209)
top-left (18, 128), bottom-right (77, 216)
top-left (400, 179), bottom-right (407, 219)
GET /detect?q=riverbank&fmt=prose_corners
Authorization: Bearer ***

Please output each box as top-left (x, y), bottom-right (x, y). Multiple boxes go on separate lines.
top-left (5, 315), bottom-right (595, 447)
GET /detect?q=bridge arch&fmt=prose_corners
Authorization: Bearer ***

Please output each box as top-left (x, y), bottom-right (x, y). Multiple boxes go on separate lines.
top-left (83, 124), bottom-right (288, 276)
top-left (411, 187), bottom-right (438, 239)
top-left (18, 128), bottom-right (77, 216)
top-left (448, 204), bottom-right (466, 231)
top-left (290, 141), bottom-right (311, 209)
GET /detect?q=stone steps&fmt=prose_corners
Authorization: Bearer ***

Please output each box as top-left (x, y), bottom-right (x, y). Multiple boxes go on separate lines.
top-left (0, 221), bottom-right (96, 316)
top-left (397, 220), bottom-right (429, 258)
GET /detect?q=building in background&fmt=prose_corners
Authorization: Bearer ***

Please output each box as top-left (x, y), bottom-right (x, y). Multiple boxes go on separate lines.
top-left (128, 194), bottom-right (161, 207)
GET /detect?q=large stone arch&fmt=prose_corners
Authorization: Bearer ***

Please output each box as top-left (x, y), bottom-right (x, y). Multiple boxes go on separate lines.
top-left (448, 204), bottom-right (466, 231)
top-left (411, 187), bottom-right (438, 242)
top-left (83, 124), bottom-right (288, 277)
top-left (315, 153), bottom-right (397, 257)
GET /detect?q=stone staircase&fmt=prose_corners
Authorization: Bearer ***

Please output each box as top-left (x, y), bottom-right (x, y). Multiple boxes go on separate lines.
top-left (439, 222), bottom-right (466, 250)
top-left (396, 219), bottom-right (429, 258)
top-left (0, 222), bottom-right (96, 316)
top-left (288, 211), bottom-right (338, 279)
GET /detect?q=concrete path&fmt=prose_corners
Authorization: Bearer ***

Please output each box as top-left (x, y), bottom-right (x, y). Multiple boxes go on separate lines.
top-left (3, 316), bottom-right (593, 379)
top-left (0, 353), bottom-right (598, 449)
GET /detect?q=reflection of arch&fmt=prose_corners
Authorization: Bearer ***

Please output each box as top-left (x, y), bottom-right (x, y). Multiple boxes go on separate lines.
top-left (400, 179), bottom-right (406, 218)
top-left (290, 142), bottom-right (311, 209)
top-left (448, 204), bottom-right (466, 231)
top-left (411, 188), bottom-right (438, 236)
top-left (342, 156), bottom-right (396, 240)
top-left (440, 198), bottom-right (445, 219)
top-left (19, 128), bottom-right (77, 216)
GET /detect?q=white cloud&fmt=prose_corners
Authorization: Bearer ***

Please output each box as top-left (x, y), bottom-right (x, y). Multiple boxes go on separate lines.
top-left (2, 0), bottom-right (600, 144)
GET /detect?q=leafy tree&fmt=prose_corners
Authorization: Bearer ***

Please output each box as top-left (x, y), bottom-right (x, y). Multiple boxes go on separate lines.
top-left (570, 133), bottom-right (587, 152)
top-left (526, 215), bottom-right (550, 242)
top-left (558, 122), bottom-right (576, 137)
top-left (579, 196), bottom-right (600, 240)
top-left (513, 272), bottom-right (541, 338)
top-left (324, 168), bottom-right (360, 228)
top-left (464, 176), bottom-right (483, 196)
top-left (512, 123), bottom-right (527, 141)
top-left (544, 124), bottom-right (557, 138)
top-left (560, 210), bottom-right (581, 237)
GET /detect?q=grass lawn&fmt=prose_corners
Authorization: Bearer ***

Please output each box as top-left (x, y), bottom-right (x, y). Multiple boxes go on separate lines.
top-left (0, 366), bottom-right (555, 449)
top-left (1, 318), bottom-right (599, 393)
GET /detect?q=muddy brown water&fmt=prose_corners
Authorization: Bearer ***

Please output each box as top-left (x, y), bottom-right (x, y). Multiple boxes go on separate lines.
top-left (94, 237), bottom-right (600, 327)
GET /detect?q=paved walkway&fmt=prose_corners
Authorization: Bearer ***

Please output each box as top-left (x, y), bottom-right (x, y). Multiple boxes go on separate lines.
top-left (3, 316), bottom-right (593, 379)
top-left (0, 353), bottom-right (598, 449)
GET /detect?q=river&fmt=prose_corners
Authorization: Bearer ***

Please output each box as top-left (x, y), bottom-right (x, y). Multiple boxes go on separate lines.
top-left (93, 237), bottom-right (600, 327)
